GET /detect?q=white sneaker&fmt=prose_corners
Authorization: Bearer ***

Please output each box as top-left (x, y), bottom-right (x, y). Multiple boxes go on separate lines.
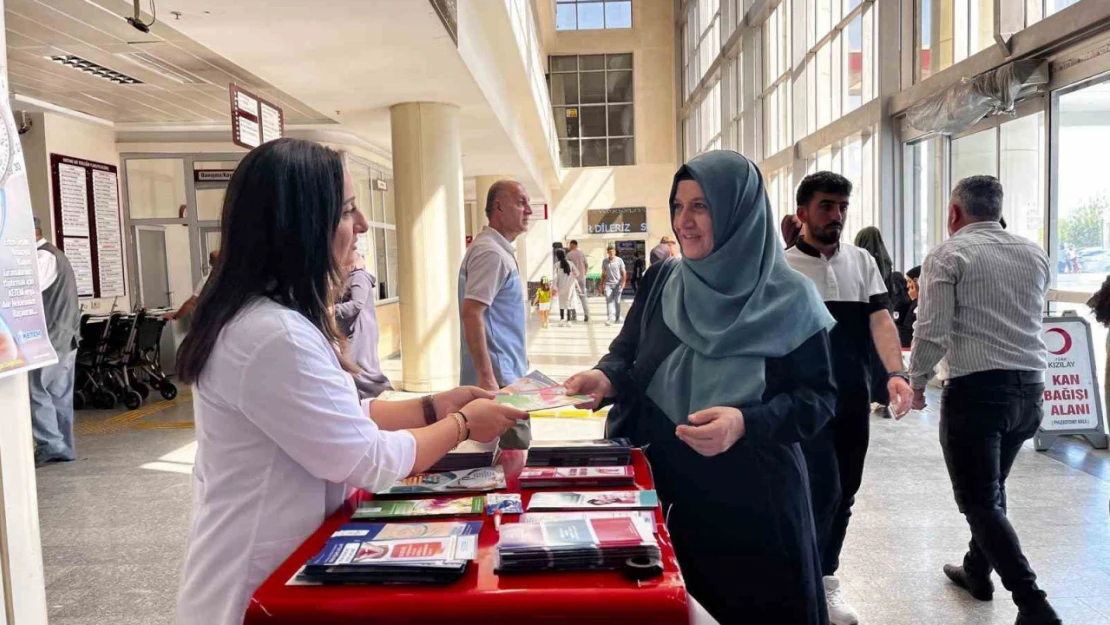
top-left (605, 320), bottom-right (613, 326)
top-left (824, 576), bottom-right (859, 625)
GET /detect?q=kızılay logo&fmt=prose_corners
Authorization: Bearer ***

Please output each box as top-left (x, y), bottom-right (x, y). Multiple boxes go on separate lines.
top-left (1045, 327), bottom-right (1073, 356)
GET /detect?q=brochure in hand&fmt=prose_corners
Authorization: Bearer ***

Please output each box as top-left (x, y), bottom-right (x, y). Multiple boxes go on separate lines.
top-left (300, 521), bottom-right (482, 584)
top-left (526, 438), bottom-right (633, 467)
top-left (518, 466), bottom-right (636, 488)
top-left (495, 370), bottom-right (592, 412)
top-left (352, 496), bottom-right (485, 520)
top-left (495, 515), bottom-right (660, 573)
top-left (376, 466), bottom-right (506, 496)
top-left (526, 490), bottom-right (659, 511)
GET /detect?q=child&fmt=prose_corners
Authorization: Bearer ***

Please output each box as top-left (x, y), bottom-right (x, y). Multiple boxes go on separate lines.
top-left (533, 278), bottom-right (552, 329)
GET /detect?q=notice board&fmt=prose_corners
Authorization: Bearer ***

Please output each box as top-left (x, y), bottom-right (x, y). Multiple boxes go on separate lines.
top-left (50, 154), bottom-right (126, 299)
top-left (1034, 315), bottom-right (1109, 451)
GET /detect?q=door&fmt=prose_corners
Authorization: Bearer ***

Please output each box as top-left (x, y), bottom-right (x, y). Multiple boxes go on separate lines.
top-left (135, 226), bottom-right (171, 309)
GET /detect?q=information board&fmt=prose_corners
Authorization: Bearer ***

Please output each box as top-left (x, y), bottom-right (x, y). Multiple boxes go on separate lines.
top-left (0, 91), bottom-right (58, 377)
top-left (1034, 315), bottom-right (1109, 450)
top-left (230, 83), bottom-right (284, 150)
top-left (587, 207), bottom-right (647, 235)
top-left (50, 154), bottom-right (126, 299)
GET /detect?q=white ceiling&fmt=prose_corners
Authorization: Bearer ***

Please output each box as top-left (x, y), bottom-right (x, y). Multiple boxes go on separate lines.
top-left (141, 0), bottom-right (536, 183)
top-left (4, 0), bottom-right (333, 124)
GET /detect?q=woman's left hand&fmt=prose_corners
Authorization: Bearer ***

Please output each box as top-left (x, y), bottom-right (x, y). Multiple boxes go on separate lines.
top-left (675, 407), bottom-right (746, 457)
top-left (433, 386), bottom-right (496, 420)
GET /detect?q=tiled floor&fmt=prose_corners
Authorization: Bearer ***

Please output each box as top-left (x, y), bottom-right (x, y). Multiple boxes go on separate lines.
top-left (35, 296), bottom-right (1110, 624)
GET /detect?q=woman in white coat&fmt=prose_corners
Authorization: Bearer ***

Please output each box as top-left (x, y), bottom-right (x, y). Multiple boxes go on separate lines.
top-left (553, 248), bottom-right (580, 327)
top-left (174, 139), bottom-right (526, 625)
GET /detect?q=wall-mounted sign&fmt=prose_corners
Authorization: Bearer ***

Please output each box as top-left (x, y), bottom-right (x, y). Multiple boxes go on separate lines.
top-left (374, 179), bottom-right (388, 191)
top-left (229, 83), bottom-right (284, 151)
top-left (50, 154), bottom-right (125, 300)
top-left (1035, 315), bottom-right (1109, 451)
top-left (194, 169), bottom-right (235, 183)
top-left (0, 92), bottom-right (58, 377)
top-left (587, 207), bottom-right (647, 235)
top-left (530, 203), bottom-right (549, 221)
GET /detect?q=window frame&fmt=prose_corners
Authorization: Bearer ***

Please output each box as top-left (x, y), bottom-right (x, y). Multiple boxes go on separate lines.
top-left (549, 53), bottom-right (637, 168)
top-left (555, 0), bottom-right (633, 31)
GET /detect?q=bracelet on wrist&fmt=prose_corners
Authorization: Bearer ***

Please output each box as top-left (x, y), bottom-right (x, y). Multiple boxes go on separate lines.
top-left (448, 413), bottom-right (466, 446)
top-left (421, 394), bottom-right (437, 426)
top-left (457, 410), bottom-right (471, 441)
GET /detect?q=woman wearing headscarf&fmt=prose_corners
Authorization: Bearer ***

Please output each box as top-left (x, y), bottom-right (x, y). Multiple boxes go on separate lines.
top-left (854, 226), bottom-right (897, 418)
top-left (566, 150), bottom-right (836, 624)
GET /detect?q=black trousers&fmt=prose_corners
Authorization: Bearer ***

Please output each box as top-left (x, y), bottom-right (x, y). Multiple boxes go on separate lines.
top-left (802, 391), bottom-right (870, 576)
top-left (941, 370), bottom-right (1048, 610)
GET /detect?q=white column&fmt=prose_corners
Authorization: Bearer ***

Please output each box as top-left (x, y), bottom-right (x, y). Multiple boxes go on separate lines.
top-left (0, 0), bottom-right (50, 621)
top-left (390, 102), bottom-right (465, 392)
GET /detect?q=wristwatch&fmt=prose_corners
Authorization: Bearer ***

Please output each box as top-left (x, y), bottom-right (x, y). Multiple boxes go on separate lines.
top-left (888, 370), bottom-right (911, 383)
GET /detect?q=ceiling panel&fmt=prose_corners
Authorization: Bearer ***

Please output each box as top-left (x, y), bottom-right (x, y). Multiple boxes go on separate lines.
top-left (5, 0), bottom-right (334, 125)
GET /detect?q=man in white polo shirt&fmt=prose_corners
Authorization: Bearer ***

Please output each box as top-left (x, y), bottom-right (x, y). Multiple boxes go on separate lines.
top-left (786, 171), bottom-right (912, 625)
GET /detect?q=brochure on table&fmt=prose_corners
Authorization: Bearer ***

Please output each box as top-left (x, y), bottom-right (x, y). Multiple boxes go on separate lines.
top-left (0, 83), bottom-right (58, 378)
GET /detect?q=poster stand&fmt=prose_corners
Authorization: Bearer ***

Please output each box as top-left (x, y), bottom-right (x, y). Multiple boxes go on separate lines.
top-left (1034, 313), bottom-right (1110, 451)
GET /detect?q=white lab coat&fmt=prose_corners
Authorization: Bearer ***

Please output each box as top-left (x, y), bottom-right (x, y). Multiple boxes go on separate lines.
top-left (176, 298), bottom-right (416, 625)
top-left (553, 263), bottom-right (580, 310)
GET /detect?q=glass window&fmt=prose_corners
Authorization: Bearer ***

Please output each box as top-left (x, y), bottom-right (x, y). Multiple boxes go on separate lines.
top-left (1054, 78), bottom-right (1110, 293)
top-left (548, 54), bottom-right (637, 167)
top-left (385, 229), bottom-right (399, 300)
top-left (951, 128), bottom-right (998, 181)
top-left (917, 0), bottom-right (995, 82)
top-left (555, 1), bottom-right (632, 31)
top-left (195, 188), bottom-right (225, 222)
top-left (126, 159), bottom-right (186, 219)
top-left (762, 1), bottom-right (792, 157)
top-left (904, 138), bottom-right (943, 267)
top-left (999, 113), bottom-right (1046, 247)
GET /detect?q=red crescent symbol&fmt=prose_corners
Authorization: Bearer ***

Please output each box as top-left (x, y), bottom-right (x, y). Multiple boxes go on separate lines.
top-left (1046, 328), bottom-right (1072, 355)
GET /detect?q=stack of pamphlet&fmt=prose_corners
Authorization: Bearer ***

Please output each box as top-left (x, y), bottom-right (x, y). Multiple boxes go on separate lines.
top-left (375, 466), bottom-right (506, 497)
top-left (519, 511), bottom-right (656, 527)
top-left (526, 438), bottom-right (633, 467)
top-left (427, 440), bottom-right (496, 473)
top-left (518, 466), bottom-right (635, 488)
top-left (495, 515), bottom-right (659, 574)
top-left (300, 521), bottom-right (482, 584)
top-left (526, 490), bottom-right (658, 511)
top-left (352, 496), bottom-right (485, 521)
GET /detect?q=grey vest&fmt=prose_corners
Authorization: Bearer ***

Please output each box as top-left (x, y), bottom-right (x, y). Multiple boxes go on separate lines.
top-left (39, 242), bottom-right (81, 354)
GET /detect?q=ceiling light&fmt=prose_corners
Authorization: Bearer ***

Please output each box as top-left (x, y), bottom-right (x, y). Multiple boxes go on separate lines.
top-left (47, 54), bottom-right (144, 85)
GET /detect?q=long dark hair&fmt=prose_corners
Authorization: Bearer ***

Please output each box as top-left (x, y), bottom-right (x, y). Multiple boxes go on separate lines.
top-left (555, 248), bottom-right (571, 275)
top-left (177, 138), bottom-right (349, 384)
top-left (1088, 276), bottom-right (1110, 327)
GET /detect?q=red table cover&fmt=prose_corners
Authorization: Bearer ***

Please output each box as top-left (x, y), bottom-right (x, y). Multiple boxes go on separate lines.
top-left (245, 449), bottom-right (688, 624)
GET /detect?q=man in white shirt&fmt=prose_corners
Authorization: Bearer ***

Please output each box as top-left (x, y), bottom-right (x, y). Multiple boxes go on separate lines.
top-left (786, 172), bottom-right (912, 625)
top-left (565, 240), bottom-right (589, 322)
top-left (30, 217), bottom-right (81, 465)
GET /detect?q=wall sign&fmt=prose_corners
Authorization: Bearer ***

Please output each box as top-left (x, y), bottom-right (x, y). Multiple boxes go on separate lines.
top-left (0, 90), bottom-right (57, 377)
top-left (1035, 315), bottom-right (1109, 451)
top-left (194, 169), bottom-right (235, 183)
top-left (50, 154), bottom-right (126, 300)
top-left (229, 83), bottom-right (284, 150)
top-left (587, 207), bottom-right (647, 235)
top-left (374, 179), bottom-right (388, 191)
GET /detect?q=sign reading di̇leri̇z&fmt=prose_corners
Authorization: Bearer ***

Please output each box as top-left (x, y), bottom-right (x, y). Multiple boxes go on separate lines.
top-left (0, 93), bottom-right (59, 378)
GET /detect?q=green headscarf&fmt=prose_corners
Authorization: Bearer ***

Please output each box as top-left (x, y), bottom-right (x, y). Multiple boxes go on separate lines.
top-left (646, 150), bottom-right (834, 424)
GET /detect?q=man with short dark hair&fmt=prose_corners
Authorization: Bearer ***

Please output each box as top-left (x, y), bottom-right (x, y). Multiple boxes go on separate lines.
top-left (459, 179), bottom-right (533, 449)
top-left (786, 171), bottom-right (912, 625)
top-left (565, 239), bottom-right (589, 322)
top-left (911, 176), bottom-right (1059, 625)
top-left (601, 245), bottom-right (626, 326)
top-left (30, 217), bottom-right (81, 466)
